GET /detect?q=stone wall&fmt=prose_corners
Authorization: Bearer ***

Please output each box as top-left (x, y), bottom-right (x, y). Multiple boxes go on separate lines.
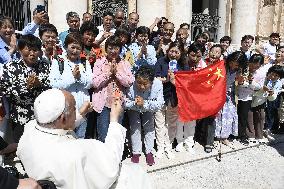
top-left (257, 0), bottom-right (283, 40)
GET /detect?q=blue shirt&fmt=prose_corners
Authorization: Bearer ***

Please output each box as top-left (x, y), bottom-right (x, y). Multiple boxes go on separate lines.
top-left (48, 55), bottom-right (92, 110)
top-left (59, 30), bottom-right (69, 45)
top-left (125, 78), bottom-right (164, 112)
top-left (128, 42), bottom-right (157, 73)
top-left (0, 37), bottom-right (21, 64)
top-left (22, 21), bottom-right (39, 37)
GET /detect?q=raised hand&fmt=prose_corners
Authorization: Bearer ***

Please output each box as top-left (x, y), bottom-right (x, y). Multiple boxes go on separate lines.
top-left (110, 96), bottom-right (123, 123)
top-left (72, 65), bottom-right (81, 79)
top-left (135, 96), bottom-right (144, 106)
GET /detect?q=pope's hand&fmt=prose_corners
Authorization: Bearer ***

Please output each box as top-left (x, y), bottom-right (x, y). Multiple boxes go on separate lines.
top-left (110, 97), bottom-right (123, 123)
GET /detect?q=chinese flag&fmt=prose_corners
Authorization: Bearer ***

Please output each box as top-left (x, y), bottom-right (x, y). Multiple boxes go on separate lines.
top-left (175, 60), bottom-right (226, 122)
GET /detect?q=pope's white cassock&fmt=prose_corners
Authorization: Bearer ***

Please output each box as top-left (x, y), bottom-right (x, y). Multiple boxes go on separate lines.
top-left (16, 89), bottom-right (152, 189)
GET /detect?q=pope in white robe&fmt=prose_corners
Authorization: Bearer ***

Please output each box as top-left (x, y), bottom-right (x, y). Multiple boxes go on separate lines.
top-left (17, 89), bottom-right (152, 189)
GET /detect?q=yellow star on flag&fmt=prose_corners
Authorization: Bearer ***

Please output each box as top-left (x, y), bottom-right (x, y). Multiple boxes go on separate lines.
top-left (207, 68), bottom-right (213, 77)
top-left (214, 67), bottom-right (224, 80)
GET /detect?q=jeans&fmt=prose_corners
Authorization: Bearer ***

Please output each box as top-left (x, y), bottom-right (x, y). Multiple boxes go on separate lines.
top-left (75, 121), bottom-right (87, 139)
top-left (97, 107), bottom-right (123, 142)
top-left (266, 96), bottom-right (280, 131)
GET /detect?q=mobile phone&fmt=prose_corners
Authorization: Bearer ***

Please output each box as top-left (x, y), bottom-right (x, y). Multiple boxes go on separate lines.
top-left (169, 60), bottom-right (178, 72)
top-left (37, 5), bottom-right (45, 13)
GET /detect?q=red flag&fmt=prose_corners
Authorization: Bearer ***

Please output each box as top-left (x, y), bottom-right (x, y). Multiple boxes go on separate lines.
top-left (175, 60), bottom-right (226, 122)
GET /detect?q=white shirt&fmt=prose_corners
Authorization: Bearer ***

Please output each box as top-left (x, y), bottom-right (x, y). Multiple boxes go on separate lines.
top-left (238, 63), bottom-right (272, 105)
top-left (95, 25), bottom-right (116, 45)
top-left (263, 42), bottom-right (277, 60)
top-left (17, 120), bottom-right (128, 189)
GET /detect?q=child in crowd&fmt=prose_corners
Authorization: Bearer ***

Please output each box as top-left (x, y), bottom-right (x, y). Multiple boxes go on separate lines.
top-left (129, 26), bottom-right (157, 73)
top-left (264, 65), bottom-right (284, 135)
top-left (215, 51), bottom-right (246, 148)
top-left (154, 41), bottom-right (188, 158)
top-left (125, 66), bottom-right (164, 166)
top-left (49, 32), bottom-right (92, 139)
top-left (92, 35), bottom-right (134, 142)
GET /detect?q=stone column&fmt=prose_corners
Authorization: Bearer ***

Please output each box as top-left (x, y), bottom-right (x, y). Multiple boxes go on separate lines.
top-left (280, 1), bottom-right (284, 40)
top-left (87, 0), bottom-right (93, 13)
top-left (217, 0), bottom-right (228, 41)
top-left (128, 0), bottom-right (137, 14)
top-left (202, 0), bottom-right (210, 14)
top-left (166, 0), bottom-right (192, 33)
top-left (48, 0), bottom-right (88, 33)
top-left (137, 0), bottom-right (166, 27)
top-left (230, 0), bottom-right (259, 44)
top-left (257, 1), bottom-right (276, 38)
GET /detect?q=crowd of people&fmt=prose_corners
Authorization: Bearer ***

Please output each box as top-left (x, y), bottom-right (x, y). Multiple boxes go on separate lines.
top-left (0, 6), bottom-right (284, 189)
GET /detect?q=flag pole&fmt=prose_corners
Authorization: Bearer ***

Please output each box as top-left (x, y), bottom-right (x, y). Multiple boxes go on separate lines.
top-left (216, 108), bottom-right (223, 162)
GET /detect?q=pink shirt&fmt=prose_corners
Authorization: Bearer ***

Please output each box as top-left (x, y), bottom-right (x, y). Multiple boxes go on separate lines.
top-left (92, 57), bottom-right (134, 113)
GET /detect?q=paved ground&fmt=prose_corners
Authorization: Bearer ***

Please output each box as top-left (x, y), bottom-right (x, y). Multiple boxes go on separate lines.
top-left (144, 137), bottom-right (284, 189)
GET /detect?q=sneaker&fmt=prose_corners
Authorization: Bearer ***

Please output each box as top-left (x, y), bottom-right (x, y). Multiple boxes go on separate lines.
top-left (155, 150), bottom-right (164, 159)
top-left (175, 142), bottom-right (184, 152)
top-left (165, 150), bottom-right (175, 159)
top-left (131, 154), bottom-right (140, 163)
top-left (146, 153), bottom-right (155, 166)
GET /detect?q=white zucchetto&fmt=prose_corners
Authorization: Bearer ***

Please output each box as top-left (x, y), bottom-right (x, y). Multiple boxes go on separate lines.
top-left (34, 89), bottom-right (66, 124)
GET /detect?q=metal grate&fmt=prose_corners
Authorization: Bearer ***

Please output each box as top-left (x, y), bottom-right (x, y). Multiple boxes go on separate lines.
top-left (0, 0), bottom-right (31, 31)
top-left (92, 0), bottom-right (128, 26)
